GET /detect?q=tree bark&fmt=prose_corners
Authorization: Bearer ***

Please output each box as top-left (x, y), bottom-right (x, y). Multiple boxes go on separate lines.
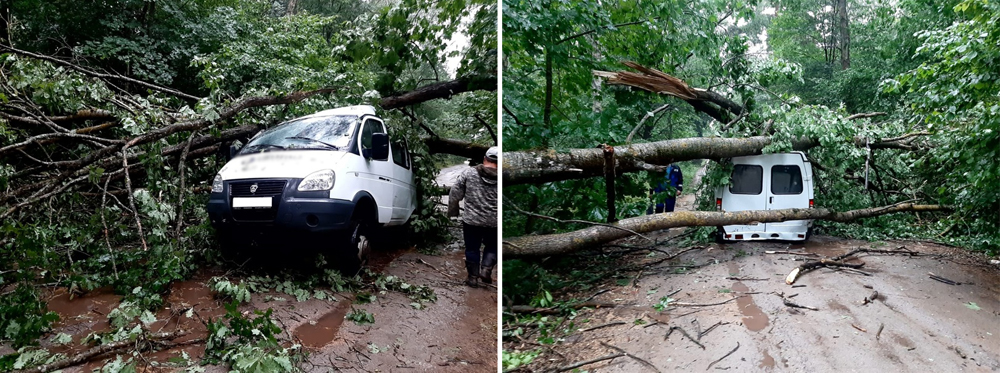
top-left (503, 136), bottom-right (815, 185)
top-left (378, 73), bottom-right (497, 110)
top-left (503, 203), bottom-right (951, 257)
top-left (837, 0), bottom-right (851, 70)
top-left (601, 144), bottom-right (617, 223)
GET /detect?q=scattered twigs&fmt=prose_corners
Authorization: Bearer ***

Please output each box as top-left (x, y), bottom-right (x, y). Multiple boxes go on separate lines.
top-left (699, 321), bottom-right (729, 339)
top-left (928, 272), bottom-right (960, 285)
top-left (726, 277), bottom-right (769, 281)
top-left (706, 342), bottom-right (740, 371)
top-left (581, 288), bottom-right (613, 303)
top-left (556, 353), bottom-right (625, 372)
top-left (665, 326), bottom-right (705, 349)
top-left (173, 130), bottom-right (198, 239)
top-left (600, 342), bottom-right (662, 373)
top-left (851, 324), bottom-right (867, 333)
top-left (876, 323), bottom-right (884, 340)
top-left (120, 148), bottom-right (148, 251)
top-left (673, 297), bottom-right (739, 307)
top-left (775, 292), bottom-right (818, 311)
top-left (580, 321), bottom-right (626, 333)
top-left (782, 298), bottom-right (818, 311)
top-left (862, 291), bottom-right (879, 305)
top-left (506, 302), bottom-right (617, 315)
top-left (765, 250), bottom-right (819, 257)
top-left (785, 259), bottom-right (865, 285)
top-left (14, 330), bottom-right (189, 373)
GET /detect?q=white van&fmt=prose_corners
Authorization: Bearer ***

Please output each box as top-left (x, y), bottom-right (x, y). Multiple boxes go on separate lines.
top-left (714, 152), bottom-right (814, 242)
top-left (206, 105), bottom-right (416, 269)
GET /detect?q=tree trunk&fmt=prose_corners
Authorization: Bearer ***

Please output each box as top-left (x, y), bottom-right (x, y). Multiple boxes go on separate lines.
top-left (287, 0), bottom-right (298, 15)
top-left (503, 203), bottom-right (951, 257)
top-left (0, 0), bottom-right (9, 45)
top-left (379, 73), bottom-right (496, 110)
top-left (503, 136), bottom-right (815, 185)
top-left (838, 0), bottom-right (850, 70)
top-left (601, 144), bottom-right (617, 223)
top-left (543, 48), bottom-right (554, 146)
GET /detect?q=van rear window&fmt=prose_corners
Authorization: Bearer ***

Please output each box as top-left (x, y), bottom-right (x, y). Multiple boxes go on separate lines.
top-left (771, 165), bottom-right (803, 195)
top-left (730, 165), bottom-right (763, 195)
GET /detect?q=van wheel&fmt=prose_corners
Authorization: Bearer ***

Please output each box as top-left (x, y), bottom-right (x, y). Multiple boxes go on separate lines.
top-left (714, 227), bottom-right (727, 244)
top-left (341, 212), bottom-right (372, 275)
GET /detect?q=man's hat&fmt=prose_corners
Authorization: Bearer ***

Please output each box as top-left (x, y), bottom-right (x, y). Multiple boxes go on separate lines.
top-left (485, 146), bottom-right (499, 162)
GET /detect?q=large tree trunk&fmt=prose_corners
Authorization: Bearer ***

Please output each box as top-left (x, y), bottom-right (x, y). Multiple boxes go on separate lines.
top-left (503, 203), bottom-right (951, 257)
top-left (503, 136), bottom-right (814, 185)
top-left (837, 0), bottom-right (850, 70)
top-left (379, 73), bottom-right (497, 109)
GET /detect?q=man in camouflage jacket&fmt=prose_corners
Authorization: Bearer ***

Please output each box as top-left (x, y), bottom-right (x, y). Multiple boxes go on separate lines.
top-left (448, 146), bottom-right (498, 287)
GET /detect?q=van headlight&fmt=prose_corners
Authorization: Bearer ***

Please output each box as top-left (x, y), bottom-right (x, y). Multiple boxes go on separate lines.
top-left (299, 170), bottom-right (335, 191)
top-left (211, 174), bottom-right (223, 193)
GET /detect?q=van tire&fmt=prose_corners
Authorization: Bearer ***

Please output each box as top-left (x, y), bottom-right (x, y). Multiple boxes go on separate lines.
top-left (341, 211), bottom-right (373, 275)
top-left (714, 227), bottom-right (728, 244)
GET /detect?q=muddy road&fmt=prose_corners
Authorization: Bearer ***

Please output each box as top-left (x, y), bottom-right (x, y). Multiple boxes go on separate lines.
top-left (512, 236), bottom-right (1000, 372)
top-left (506, 167), bottom-right (1000, 372)
top-left (27, 233), bottom-right (497, 372)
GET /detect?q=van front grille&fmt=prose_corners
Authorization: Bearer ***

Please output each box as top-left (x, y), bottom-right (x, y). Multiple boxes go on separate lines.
top-left (230, 180), bottom-right (286, 197)
top-left (229, 180), bottom-right (286, 222)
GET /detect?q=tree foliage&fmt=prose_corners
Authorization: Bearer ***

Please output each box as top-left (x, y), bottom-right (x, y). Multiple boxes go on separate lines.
top-left (0, 0), bottom-right (496, 364)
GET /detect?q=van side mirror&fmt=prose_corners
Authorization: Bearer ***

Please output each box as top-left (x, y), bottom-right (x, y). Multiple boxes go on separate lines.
top-left (366, 133), bottom-right (389, 160)
top-left (227, 143), bottom-right (240, 161)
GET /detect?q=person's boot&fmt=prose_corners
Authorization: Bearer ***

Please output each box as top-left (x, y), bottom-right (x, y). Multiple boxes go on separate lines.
top-left (479, 253), bottom-right (496, 284)
top-left (465, 261), bottom-right (480, 288)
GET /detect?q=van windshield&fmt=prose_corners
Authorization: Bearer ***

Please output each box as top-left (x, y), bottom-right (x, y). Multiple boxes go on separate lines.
top-left (240, 115), bottom-right (357, 155)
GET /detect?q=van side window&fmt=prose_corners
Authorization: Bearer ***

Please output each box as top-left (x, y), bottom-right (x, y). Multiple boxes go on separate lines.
top-left (730, 165), bottom-right (763, 195)
top-left (360, 119), bottom-right (387, 161)
top-left (771, 165), bottom-right (803, 195)
top-left (391, 140), bottom-right (410, 169)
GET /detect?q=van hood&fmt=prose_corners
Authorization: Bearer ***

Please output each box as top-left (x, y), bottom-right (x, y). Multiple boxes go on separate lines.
top-left (217, 150), bottom-right (348, 180)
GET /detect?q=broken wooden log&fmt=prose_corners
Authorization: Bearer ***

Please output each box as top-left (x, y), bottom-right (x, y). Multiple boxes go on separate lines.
top-left (505, 203), bottom-right (950, 257)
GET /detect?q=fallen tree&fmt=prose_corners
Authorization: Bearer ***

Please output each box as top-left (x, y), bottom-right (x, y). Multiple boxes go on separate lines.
top-left (0, 48), bottom-right (497, 218)
top-left (503, 203), bottom-right (951, 257)
top-left (503, 62), bottom-right (929, 185)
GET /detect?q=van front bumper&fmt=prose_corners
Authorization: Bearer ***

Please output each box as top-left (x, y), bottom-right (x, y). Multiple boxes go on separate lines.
top-left (206, 178), bottom-right (354, 234)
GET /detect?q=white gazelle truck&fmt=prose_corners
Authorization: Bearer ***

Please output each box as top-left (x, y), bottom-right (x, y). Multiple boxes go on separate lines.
top-left (206, 105), bottom-right (416, 270)
top-left (715, 151), bottom-right (815, 242)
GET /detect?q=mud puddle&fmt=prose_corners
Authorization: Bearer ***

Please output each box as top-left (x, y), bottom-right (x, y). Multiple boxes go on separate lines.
top-left (292, 299), bottom-right (352, 349)
top-left (26, 237), bottom-right (496, 372)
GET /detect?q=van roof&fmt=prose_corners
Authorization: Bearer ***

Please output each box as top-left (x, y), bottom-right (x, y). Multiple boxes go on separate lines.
top-left (308, 105), bottom-right (378, 118)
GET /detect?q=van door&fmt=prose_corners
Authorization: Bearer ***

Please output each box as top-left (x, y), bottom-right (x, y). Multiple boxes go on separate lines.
top-left (721, 162), bottom-right (766, 233)
top-left (357, 117), bottom-right (394, 223)
top-left (389, 138), bottom-right (415, 223)
top-left (765, 154), bottom-right (810, 234)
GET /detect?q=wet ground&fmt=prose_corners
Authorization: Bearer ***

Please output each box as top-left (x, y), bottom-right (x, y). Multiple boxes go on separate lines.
top-left (504, 165), bottom-right (1000, 372)
top-left (24, 236), bottom-right (497, 372)
top-left (510, 236), bottom-right (1000, 372)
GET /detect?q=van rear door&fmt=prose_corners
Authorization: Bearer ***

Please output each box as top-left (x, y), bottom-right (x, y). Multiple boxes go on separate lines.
top-left (721, 161), bottom-right (766, 233)
top-left (765, 154), bottom-right (810, 234)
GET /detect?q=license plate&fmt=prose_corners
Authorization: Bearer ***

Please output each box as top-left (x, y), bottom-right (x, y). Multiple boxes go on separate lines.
top-left (232, 197), bottom-right (272, 209)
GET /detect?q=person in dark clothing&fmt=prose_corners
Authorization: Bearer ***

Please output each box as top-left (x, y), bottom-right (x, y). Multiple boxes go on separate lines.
top-left (648, 164), bottom-right (684, 214)
top-left (448, 147), bottom-right (499, 287)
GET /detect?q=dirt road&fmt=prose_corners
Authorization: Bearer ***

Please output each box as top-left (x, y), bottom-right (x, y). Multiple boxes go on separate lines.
top-left (516, 236), bottom-right (999, 372)
top-left (33, 232), bottom-right (497, 372)
top-left (506, 167), bottom-right (1000, 372)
